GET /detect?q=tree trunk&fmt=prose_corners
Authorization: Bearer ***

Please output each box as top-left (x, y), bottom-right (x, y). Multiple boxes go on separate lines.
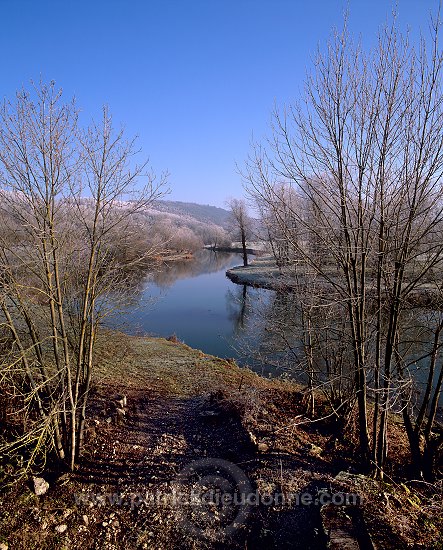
top-left (241, 229), bottom-right (248, 267)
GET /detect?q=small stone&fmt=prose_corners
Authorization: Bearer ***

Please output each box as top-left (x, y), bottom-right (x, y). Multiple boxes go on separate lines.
top-left (309, 444), bottom-right (322, 456)
top-left (0, 543), bottom-right (9, 550)
top-left (82, 515), bottom-right (89, 526)
top-left (106, 417), bottom-right (112, 424)
top-left (248, 431), bottom-right (257, 445)
top-left (55, 524), bottom-right (68, 534)
top-left (33, 476), bottom-right (49, 496)
top-left (258, 442), bottom-right (269, 452)
top-left (102, 521), bottom-right (108, 527)
top-left (115, 395), bottom-right (127, 408)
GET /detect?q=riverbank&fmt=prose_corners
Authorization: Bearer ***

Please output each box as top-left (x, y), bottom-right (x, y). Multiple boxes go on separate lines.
top-left (227, 255), bottom-right (443, 307)
top-left (205, 241), bottom-right (267, 256)
top-left (0, 332), bottom-right (441, 549)
top-left (226, 255), bottom-right (285, 289)
top-left (152, 249), bottom-right (195, 262)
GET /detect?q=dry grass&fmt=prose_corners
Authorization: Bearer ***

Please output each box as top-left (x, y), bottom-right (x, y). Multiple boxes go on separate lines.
top-left (93, 329), bottom-right (285, 397)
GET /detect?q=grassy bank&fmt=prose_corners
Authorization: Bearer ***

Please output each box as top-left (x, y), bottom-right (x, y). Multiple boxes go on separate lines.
top-left (93, 330), bottom-right (284, 397)
top-left (226, 255), bottom-right (282, 289)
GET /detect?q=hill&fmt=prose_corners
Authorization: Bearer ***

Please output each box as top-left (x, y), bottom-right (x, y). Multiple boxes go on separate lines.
top-left (151, 200), bottom-right (232, 230)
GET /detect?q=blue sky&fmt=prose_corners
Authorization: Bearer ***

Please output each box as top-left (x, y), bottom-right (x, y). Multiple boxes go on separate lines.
top-left (0, 0), bottom-right (439, 207)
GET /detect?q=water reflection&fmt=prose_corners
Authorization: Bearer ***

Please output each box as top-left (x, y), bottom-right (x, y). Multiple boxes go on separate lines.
top-left (110, 251), bottom-right (255, 359)
top-left (230, 286), bottom-right (443, 409)
top-left (110, 250), bottom-right (442, 411)
top-left (230, 288), bottom-right (306, 377)
top-left (150, 250), bottom-right (238, 287)
top-left (226, 285), bottom-right (251, 333)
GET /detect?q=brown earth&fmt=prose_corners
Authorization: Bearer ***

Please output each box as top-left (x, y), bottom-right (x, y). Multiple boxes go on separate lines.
top-left (0, 332), bottom-right (441, 549)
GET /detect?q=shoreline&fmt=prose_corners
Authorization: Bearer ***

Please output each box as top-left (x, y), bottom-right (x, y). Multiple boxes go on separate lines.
top-left (226, 256), bottom-right (443, 307)
top-left (204, 242), bottom-right (267, 256)
top-left (225, 255), bottom-right (291, 291)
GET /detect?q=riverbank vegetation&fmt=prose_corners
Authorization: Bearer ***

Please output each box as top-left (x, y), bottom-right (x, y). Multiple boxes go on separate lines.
top-left (240, 15), bottom-right (443, 481)
top-left (0, 81), bottom-right (238, 485)
top-left (0, 81), bottom-right (171, 473)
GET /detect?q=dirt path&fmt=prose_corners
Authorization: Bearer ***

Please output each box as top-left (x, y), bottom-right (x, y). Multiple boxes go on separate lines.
top-left (70, 387), bottom-right (328, 549)
top-left (2, 335), bottom-right (438, 549)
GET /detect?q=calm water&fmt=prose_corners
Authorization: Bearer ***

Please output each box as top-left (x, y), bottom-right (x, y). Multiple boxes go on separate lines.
top-left (113, 250), bottom-right (269, 362)
top-left (110, 250), bottom-right (443, 407)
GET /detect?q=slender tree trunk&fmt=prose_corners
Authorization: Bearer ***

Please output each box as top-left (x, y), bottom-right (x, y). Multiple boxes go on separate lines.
top-left (241, 229), bottom-right (248, 267)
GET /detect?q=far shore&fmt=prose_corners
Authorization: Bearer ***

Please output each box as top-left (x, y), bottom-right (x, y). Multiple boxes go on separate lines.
top-left (226, 255), bottom-right (443, 307)
top-left (226, 255), bottom-right (287, 290)
top-left (204, 241), bottom-right (267, 256)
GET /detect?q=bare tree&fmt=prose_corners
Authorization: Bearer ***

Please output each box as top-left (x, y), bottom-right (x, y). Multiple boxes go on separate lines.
top-left (207, 225), bottom-right (231, 251)
top-left (227, 198), bottom-right (253, 266)
top-left (0, 81), bottom-right (167, 472)
top-left (244, 14), bottom-right (443, 478)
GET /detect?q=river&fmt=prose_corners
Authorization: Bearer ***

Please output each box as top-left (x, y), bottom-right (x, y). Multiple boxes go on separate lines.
top-left (110, 249), bottom-right (443, 409)
top-left (112, 250), bottom-right (271, 367)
